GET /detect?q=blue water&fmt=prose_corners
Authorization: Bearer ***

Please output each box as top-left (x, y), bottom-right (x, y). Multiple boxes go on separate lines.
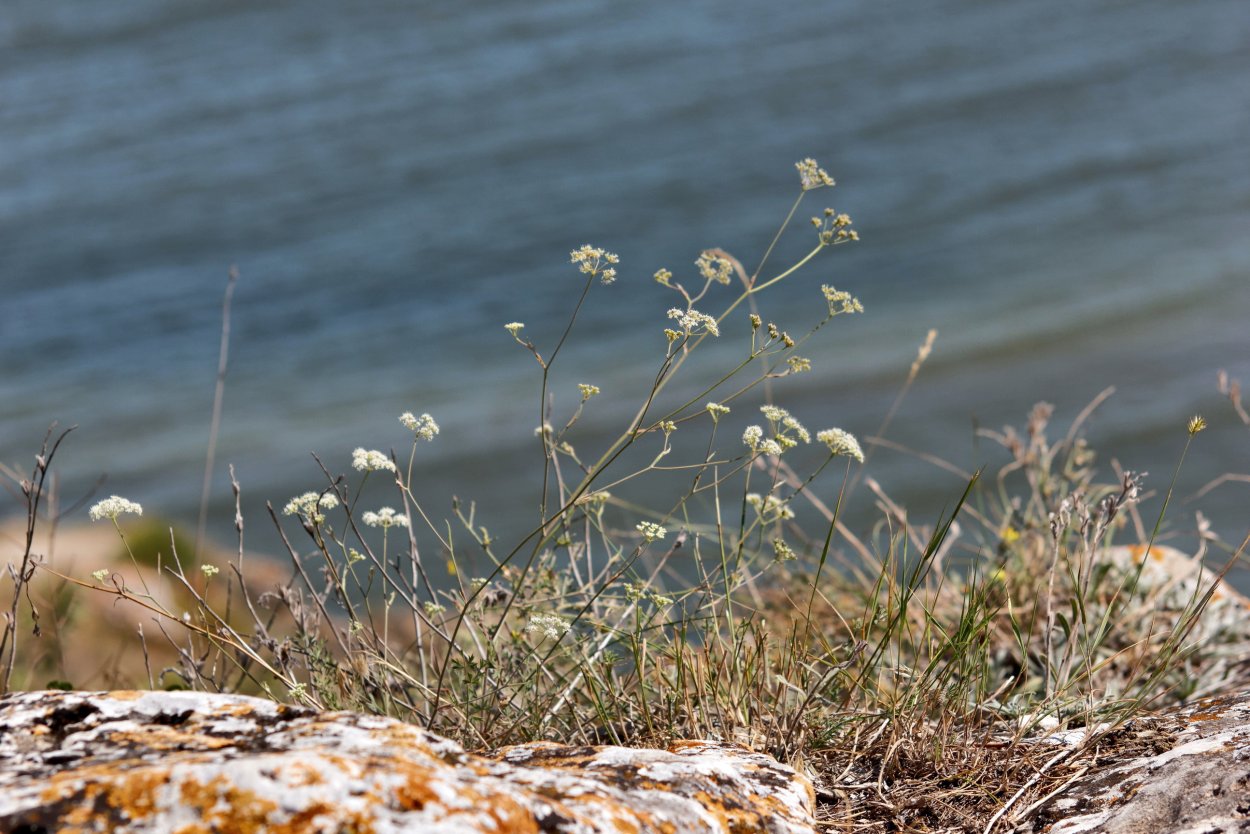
top-left (2, 1), bottom-right (1249, 570)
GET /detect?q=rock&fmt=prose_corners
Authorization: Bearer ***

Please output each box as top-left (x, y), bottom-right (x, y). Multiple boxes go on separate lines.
top-left (1025, 693), bottom-right (1250, 834)
top-left (0, 689), bottom-right (816, 834)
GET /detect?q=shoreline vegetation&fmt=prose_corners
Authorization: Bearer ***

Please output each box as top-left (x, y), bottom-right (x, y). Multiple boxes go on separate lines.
top-left (4, 161), bottom-right (1249, 832)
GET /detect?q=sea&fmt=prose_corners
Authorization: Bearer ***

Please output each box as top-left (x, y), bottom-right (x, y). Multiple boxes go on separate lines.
top-left (2, 0), bottom-right (1248, 583)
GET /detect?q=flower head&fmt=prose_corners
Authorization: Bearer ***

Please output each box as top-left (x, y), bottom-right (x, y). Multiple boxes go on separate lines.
top-left (636, 521), bottom-right (667, 542)
top-left (817, 428), bottom-right (864, 462)
top-left (695, 250), bottom-right (734, 285)
top-left (747, 492), bottom-right (796, 522)
top-left (821, 285), bottom-right (864, 316)
top-left (91, 569), bottom-right (110, 583)
top-left (706, 402), bottom-right (731, 422)
top-left (1188, 415), bottom-right (1208, 435)
top-left (525, 613), bottom-right (571, 640)
top-left (814, 209), bottom-right (858, 244)
top-left (796, 158), bottom-right (835, 190)
top-left (504, 322), bottom-right (525, 336)
top-left (89, 496), bottom-right (143, 522)
top-left (283, 491), bottom-right (340, 524)
top-left (362, 507), bottom-right (410, 529)
top-left (200, 564), bottom-right (220, 579)
top-left (399, 413), bottom-right (439, 442)
top-left (352, 448), bottom-right (397, 473)
top-left (570, 244), bottom-right (620, 285)
top-left (760, 405), bottom-right (810, 445)
top-left (667, 307), bottom-right (719, 337)
top-left (578, 383), bottom-right (601, 401)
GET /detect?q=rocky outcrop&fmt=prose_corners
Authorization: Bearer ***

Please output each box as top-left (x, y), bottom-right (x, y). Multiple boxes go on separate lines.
top-left (0, 689), bottom-right (816, 834)
top-left (1025, 693), bottom-right (1250, 834)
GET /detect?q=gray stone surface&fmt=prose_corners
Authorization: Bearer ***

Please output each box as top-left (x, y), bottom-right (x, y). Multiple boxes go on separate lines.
top-left (1026, 694), bottom-right (1250, 834)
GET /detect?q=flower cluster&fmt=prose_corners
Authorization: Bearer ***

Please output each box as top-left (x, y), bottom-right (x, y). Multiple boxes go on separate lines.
top-left (578, 383), bottom-right (600, 400)
top-left (623, 582), bottom-right (674, 607)
top-left (813, 207), bottom-right (858, 244)
top-left (744, 406), bottom-right (811, 458)
top-left (504, 322), bottom-right (525, 336)
top-left (742, 425), bottom-right (782, 457)
top-left (362, 507), bottom-right (410, 529)
top-left (570, 244), bottom-right (620, 285)
top-left (764, 321), bottom-right (794, 348)
top-left (654, 268), bottom-right (673, 286)
top-left (200, 564), bottom-right (220, 578)
top-left (817, 427), bottom-right (865, 462)
top-left (761, 405), bottom-right (810, 444)
top-left (746, 492), bottom-right (796, 522)
top-left (796, 158), bottom-right (835, 190)
top-left (706, 402), bottom-right (731, 422)
top-left (821, 284), bottom-right (864, 316)
top-left (399, 412), bottom-right (439, 441)
top-left (352, 448), bottom-right (396, 472)
top-left (283, 491), bottom-right (340, 524)
top-left (667, 307), bottom-right (719, 337)
top-left (636, 521), bottom-right (667, 542)
top-left (772, 539), bottom-right (796, 562)
top-left (88, 495), bottom-right (143, 522)
top-left (695, 250), bottom-right (734, 285)
top-left (525, 613), bottom-right (571, 640)
top-left (787, 356), bottom-right (811, 373)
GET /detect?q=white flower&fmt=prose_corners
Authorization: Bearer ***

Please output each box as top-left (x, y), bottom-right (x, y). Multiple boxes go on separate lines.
top-left (91, 569), bottom-right (110, 583)
top-left (526, 613), bottom-right (571, 640)
top-left (706, 402), bottom-right (731, 421)
top-left (362, 507), bottom-right (409, 529)
top-left (352, 448), bottom-right (397, 472)
top-left (578, 383), bottom-right (601, 400)
top-left (200, 564), bottom-right (220, 578)
top-left (817, 428), bottom-right (864, 462)
top-left (504, 322), bottom-right (525, 335)
top-left (283, 491), bottom-right (340, 523)
top-left (667, 307), bottom-right (720, 337)
top-left (743, 425), bottom-right (764, 449)
top-left (759, 439), bottom-right (784, 457)
top-left (760, 404), bottom-right (789, 423)
top-left (636, 521), bottom-right (667, 542)
top-left (570, 244), bottom-right (620, 285)
top-left (758, 406), bottom-right (810, 446)
top-left (399, 413), bottom-right (439, 441)
top-left (88, 496), bottom-right (143, 522)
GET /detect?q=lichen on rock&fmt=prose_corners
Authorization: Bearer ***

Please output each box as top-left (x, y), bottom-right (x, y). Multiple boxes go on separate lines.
top-left (0, 689), bottom-right (817, 834)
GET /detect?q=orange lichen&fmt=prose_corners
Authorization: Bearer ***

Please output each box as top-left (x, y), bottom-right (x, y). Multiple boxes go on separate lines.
top-left (178, 773), bottom-right (281, 834)
top-left (108, 725), bottom-right (236, 751)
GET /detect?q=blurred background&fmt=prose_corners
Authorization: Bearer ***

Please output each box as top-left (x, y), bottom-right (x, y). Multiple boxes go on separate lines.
top-left (2, 0), bottom-right (1248, 574)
